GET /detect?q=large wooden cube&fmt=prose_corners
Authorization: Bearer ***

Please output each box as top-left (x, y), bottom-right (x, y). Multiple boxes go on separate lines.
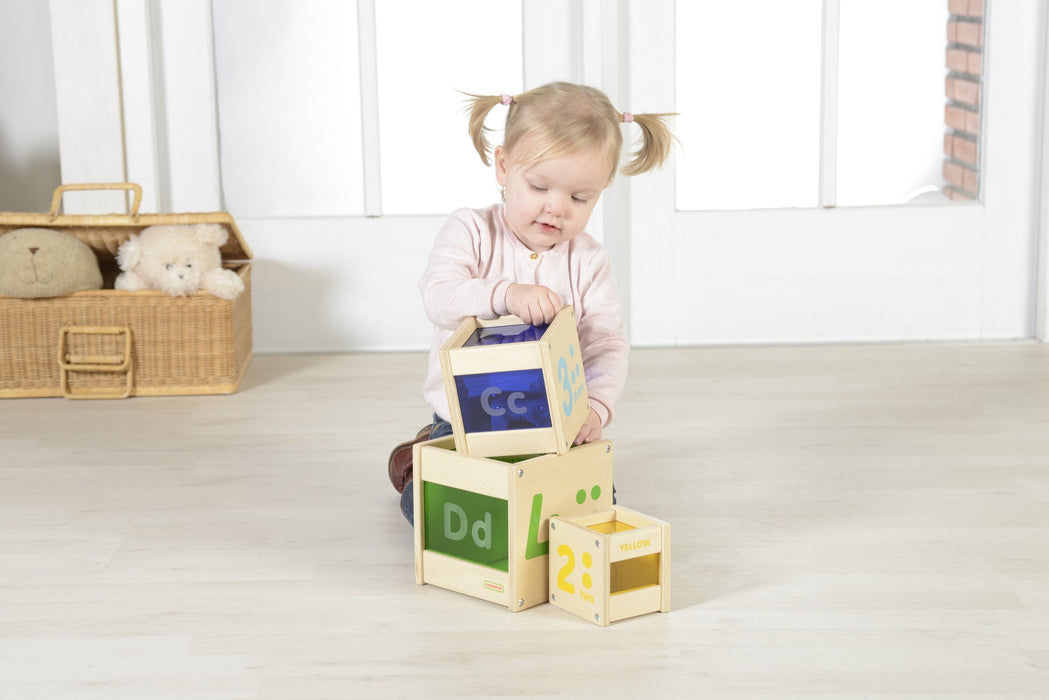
top-left (548, 506), bottom-right (671, 626)
top-left (412, 435), bottom-right (613, 612)
top-left (439, 306), bottom-right (589, 458)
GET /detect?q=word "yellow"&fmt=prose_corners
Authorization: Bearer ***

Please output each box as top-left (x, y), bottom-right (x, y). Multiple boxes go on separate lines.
top-left (619, 538), bottom-right (651, 553)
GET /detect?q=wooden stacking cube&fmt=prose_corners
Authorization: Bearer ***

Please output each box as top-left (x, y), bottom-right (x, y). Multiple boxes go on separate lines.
top-left (412, 435), bottom-right (613, 612)
top-left (440, 306), bottom-right (589, 458)
top-left (548, 506), bottom-right (671, 626)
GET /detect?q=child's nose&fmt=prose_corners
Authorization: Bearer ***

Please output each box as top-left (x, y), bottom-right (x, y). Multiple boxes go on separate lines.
top-left (545, 193), bottom-right (566, 216)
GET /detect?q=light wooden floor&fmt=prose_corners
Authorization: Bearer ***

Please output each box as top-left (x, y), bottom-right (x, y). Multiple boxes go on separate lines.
top-left (2, 343), bottom-right (1048, 698)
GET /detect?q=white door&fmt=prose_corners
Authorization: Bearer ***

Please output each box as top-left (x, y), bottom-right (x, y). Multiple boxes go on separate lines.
top-left (47, 1), bottom-right (1048, 349)
top-left (624, 0), bottom-right (1048, 345)
top-left (47, 0), bottom-right (616, 352)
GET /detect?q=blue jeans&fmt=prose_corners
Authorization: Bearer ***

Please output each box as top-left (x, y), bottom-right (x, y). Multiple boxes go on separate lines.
top-left (399, 415), bottom-right (453, 524)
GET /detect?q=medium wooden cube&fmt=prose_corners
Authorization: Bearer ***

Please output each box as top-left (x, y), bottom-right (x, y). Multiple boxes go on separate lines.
top-left (412, 435), bottom-right (613, 612)
top-left (439, 306), bottom-right (589, 458)
top-left (548, 506), bottom-right (671, 626)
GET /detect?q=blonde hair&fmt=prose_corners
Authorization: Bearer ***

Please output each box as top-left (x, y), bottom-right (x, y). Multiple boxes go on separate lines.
top-left (463, 82), bottom-right (676, 180)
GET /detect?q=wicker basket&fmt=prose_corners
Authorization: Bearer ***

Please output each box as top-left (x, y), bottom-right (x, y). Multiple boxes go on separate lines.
top-left (0, 183), bottom-right (253, 399)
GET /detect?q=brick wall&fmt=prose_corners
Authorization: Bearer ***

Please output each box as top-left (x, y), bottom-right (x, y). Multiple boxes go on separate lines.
top-left (943, 0), bottom-right (984, 201)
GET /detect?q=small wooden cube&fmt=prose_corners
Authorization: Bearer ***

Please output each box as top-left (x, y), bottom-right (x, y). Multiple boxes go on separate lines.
top-left (440, 306), bottom-right (589, 458)
top-left (548, 506), bottom-right (671, 626)
top-left (413, 435), bottom-right (613, 612)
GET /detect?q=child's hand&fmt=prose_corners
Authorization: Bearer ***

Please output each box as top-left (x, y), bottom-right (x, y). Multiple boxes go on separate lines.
top-left (573, 407), bottom-right (602, 445)
top-left (505, 283), bottom-right (563, 325)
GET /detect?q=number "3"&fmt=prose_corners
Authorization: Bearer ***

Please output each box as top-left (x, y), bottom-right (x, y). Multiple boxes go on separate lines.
top-left (557, 357), bottom-right (574, 417)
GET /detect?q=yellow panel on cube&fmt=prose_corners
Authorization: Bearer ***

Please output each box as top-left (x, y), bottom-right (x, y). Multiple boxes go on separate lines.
top-left (548, 506), bottom-right (671, 626)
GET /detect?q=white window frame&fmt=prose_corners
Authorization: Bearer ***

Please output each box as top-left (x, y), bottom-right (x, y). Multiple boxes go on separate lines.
top-left (47, 0), bottom-right (620, 351)
top-left (1038, 4), bottom-right (1049, 341)
top-left (625, 0), bottom-right (1049, 346)
top-left (46, 0), bottom-right (1049, 348)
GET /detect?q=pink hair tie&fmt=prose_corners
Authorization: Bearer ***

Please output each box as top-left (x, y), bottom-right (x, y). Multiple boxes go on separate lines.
top-left (501, 94), bottom-right (513, 106)
top-left (622, 112), bottom-right (634, 123)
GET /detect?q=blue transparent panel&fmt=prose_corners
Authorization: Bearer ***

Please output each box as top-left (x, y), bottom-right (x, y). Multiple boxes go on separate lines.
top-left (423, 481), bottom-right (508, 571)
top-left (455, 369), bottom-right (551, 433)
top-left (463, 322), bottom-right (548, 347)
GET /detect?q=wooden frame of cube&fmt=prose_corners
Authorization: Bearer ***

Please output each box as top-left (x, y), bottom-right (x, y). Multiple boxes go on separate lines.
top-left (548, 506), bottom-right (671, 626)
top-left (412, 435), bottom-right (614, 612)
top-left (439, 306), bottom-right (589, 458)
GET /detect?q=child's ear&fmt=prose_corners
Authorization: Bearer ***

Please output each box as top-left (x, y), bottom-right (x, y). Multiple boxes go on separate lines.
top-left (494, 145), bottom-right (509, 187)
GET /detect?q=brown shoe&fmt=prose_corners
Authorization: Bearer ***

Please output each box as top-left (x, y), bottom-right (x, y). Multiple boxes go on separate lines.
top-left (388, 425), bottom-right (433, 494)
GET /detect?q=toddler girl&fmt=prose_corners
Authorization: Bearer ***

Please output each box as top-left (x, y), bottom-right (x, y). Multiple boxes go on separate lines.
top-left (389, 81), bottom-right (675, 524)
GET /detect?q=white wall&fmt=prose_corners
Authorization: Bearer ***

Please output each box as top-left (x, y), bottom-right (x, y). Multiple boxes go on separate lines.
top-left (0, 1), bottom-right (61, 212)
top-left (32, 1), bottom-right (1049, 351)
top-left (1039, 0), bottom-right (1049, 341)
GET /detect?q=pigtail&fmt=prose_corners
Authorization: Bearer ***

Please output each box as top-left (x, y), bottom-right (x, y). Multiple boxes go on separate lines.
top-left (620, 112), bottom-right (678, 176)
top-left (461, 91), bottom-right (513, 167)
top-left (458, 83), bottom-right (676, 178)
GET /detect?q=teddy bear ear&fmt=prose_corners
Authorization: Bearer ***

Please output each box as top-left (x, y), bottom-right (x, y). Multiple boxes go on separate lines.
top-left (116, 235), bottom-right (142, 271)
top-left (193, 223), bottom-right (229, 247)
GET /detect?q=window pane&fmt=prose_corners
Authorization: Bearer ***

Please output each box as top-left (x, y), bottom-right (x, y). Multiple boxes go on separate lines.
top-left (837, 1), bottom-right (950, 206)
top-left (376, 0), bottom-right (522, 215)
top-left (212, 1), bottom-right (363, 217)
top-left (675, 0), bottom-right (822, 211)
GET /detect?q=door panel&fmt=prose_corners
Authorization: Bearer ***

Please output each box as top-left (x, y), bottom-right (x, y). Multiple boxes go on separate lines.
top-left (47, 1), bottom-right (1049, 349)
top-left (628, 0), bottom-right (1045, 345)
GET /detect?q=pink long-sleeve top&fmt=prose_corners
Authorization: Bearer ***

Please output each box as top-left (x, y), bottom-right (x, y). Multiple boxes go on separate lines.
top-left (419, 203), bottom-right (629, 428)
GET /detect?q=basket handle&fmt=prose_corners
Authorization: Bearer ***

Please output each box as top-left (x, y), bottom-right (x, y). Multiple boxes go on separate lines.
top-left (58, 325), bottom-right (134, 400)
top-left (49, 182), bottom-right (143, 220)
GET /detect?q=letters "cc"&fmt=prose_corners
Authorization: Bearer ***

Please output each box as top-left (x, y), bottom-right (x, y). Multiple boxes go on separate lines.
top-left (481, 387), bottom-right (527, 417)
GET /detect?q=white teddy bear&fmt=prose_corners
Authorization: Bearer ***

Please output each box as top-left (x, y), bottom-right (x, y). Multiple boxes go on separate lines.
top-left (115, 223), bottom-right (244, 300)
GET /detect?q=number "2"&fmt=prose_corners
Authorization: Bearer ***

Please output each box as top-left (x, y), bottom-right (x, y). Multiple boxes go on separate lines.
top-left (555, 544), bottom-right (576, 594)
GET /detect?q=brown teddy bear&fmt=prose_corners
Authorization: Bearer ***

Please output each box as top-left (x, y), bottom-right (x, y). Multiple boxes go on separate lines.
top-left (0, 227), bottom-right (103, 298)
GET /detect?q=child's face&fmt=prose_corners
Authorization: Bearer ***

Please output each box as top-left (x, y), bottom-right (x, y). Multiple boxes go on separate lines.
top-left (495, 145), bottom-right (612, 253)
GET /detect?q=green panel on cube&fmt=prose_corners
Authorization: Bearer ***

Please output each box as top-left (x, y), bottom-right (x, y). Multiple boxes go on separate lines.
top-left (423, 481), bottom-right (509, 571)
